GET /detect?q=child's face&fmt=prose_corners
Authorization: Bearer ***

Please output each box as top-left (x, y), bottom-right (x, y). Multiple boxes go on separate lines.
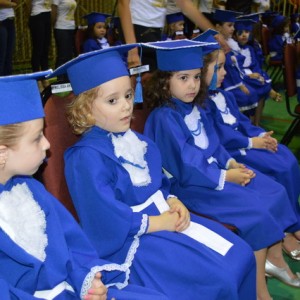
top-left (169, 68), bottom-right (201, 103)
top-left (205, 51), bottom-right (226, 88)
top-left (91, 76), bottom-right (134, 133)
top-left (217, 22), bottom-right (235, 39)
top-left (2, 118), bottom-right (49, 182)
top-left (94, 22), bottom-right (107, 39)
top-left (170, 20), bottom-right (185, 33)
top-left (235, 30), bottom-right (250, 45)
top-left (284, 23), bottom-right (290, 33)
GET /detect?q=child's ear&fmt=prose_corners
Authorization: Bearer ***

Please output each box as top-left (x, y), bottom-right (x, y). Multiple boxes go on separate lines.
top-left (0, 145), bottom-right (8, 166)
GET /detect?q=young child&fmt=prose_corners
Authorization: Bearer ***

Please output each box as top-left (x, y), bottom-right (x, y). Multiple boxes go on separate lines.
top-left (162, 12), bottom-right (186, 41)
top-left (230, 18), bottom-right (281, 125)
top-left (142, 38), bottom-right (300, 299)
top-left (50, 43), bottom-right (257, 300)
top-left (82, 12), bottom-right (111, 53)
top-left (0, 71), bottom-right (170, 299)
top-left (201, 35), bottom-right (300, 263)
top-left (212, 9), bottom-right (259, 117)
top-left (268, 14), bottom-right (291, 62)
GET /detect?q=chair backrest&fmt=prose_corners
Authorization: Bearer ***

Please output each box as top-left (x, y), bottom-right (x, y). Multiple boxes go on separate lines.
top-left (261, 26), bottom-right (271, 56)
top-left (75, 28), bottom-right (88, 55)
top-left (283, 43), bottom-right (297, 97)
top-left (42, 91), bottom-right (79, 219)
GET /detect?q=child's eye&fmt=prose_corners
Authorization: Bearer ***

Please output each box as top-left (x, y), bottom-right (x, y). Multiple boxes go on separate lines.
top-left (179, 75), bottom-right (188, 81)
top-left (194, 74), bottom-right (201, 80)
top-left (35, 133), bottom-right (44, 142)
top-left (125, 91), bottom-right (133, 100)
top-left (108, 98), bottom-right (117, 104)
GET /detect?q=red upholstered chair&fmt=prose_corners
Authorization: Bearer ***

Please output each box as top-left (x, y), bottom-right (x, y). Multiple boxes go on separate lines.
top-left (75, 27), bottom-right (88, 55)
top-left (40, 90), bottom-right (79, 219)
top-left (281, 42), bottom-right (300, 145)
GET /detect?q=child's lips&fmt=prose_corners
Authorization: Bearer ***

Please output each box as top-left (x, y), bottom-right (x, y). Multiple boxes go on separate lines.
top-left (121, 115), bottom-right (131, 122)
top-left (186, 93), bottom-right (196, 98)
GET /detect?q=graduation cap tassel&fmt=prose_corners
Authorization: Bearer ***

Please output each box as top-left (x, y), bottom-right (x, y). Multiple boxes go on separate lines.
top-left (134, 74), bottom-right (143, 103)
top-left (209, 49), bottom-right (220, 91)
top-left (208, 65), bottom-right (218, 91)
top-left (134, 45), bottom-right (143, 104)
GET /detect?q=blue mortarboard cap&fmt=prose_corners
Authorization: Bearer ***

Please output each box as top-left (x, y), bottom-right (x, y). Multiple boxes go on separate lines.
top-left (142, 39), bottom-right (215, 71)
top-left (270, 14), bottom-right (286, 28)
top-left (49, 44), bottom-right (138, 95)
top-left (192, 29), bottom-right (220, 54)
top-left (82, 12), bottom-right (111, 25)
top-left (234, 19), bottom-right (256, 31)
top-left (237, 12), bottom-right (261, 23)
top-left (0, 70), bottom-right (51, 125)
top-left (166, 12), bottom-right (184, 24)
top-left (213, 9), bottom-right (242, 23)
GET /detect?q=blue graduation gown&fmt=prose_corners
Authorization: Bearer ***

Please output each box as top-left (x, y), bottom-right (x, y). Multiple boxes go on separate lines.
top-left (65, 126), bottom-right (256, 300)
top-left (252, 40), bottom-right (264, 69)
top-left (268, 34), bottom-right (284, 61)
top-left (0, 176), bottom-right (168, 299)
top-left (82, 38), bottom-right (110, 53)
top-left (144, 98), bottom-right (297, 251)
top-left (208, 89), bottom-right (300, 232)
top-left (222, 51), bottom-right (259, 112)
top-left (237, 43), bottom-right (272, 100)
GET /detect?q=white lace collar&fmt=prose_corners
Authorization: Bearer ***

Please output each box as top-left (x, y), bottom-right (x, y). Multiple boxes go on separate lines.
top-left (184, 106), bottom-right (209, 149)
top-left (111, 130), bottom-right (151, 186)
top-left (210, 93), bottom-right (236, 125)
top-left (227, 38), bottom-right (240, 52)
top-left (240, 47), bottom-right (252, 68)
top-left (0, 183), bottom-right (48, 261)
top-left (98, 37), bottom-right (110, 48)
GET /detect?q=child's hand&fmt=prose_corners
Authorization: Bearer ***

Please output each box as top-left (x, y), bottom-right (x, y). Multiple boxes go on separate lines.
top-left (160, 210), bottom-right (180, 231)
top-left (248, 73), bottom-right (265, 83)
top-left (240, 84), bottom-right (250, 95)
top-left (83, 272), bottom-right (107, 300)
top-left (167, 197), bottom-right (190, 232)
top-left (252, 133), bottom-right (278, 152)
top-left (226, 168), bottom-right (255, 186)
top-left (228, 159), bottom-right (246, 169)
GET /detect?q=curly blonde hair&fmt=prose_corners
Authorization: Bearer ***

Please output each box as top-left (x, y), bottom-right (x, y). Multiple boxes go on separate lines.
top-left (66, 87), bottom-right (99, 135)
top-left (0, 123), bottom-right (25, 148)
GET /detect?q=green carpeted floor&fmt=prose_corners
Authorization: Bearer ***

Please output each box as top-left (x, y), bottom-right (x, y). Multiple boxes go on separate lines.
top-left (261, 93), bottom-right (300, 299)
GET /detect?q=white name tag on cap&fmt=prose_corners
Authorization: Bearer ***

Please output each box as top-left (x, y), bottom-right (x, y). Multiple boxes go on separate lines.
top-left (129, 65), bottom-right (150, 75)
top-left (51, 83), bottom-right (73, 94)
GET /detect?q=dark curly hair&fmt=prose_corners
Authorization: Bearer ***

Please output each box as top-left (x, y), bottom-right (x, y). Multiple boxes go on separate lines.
top-left (144, 69), bottom-right (206, 110)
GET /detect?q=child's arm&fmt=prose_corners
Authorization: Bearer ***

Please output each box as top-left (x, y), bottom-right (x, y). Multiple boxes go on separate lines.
top-left (239, 84), bottom-right (250, 95)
